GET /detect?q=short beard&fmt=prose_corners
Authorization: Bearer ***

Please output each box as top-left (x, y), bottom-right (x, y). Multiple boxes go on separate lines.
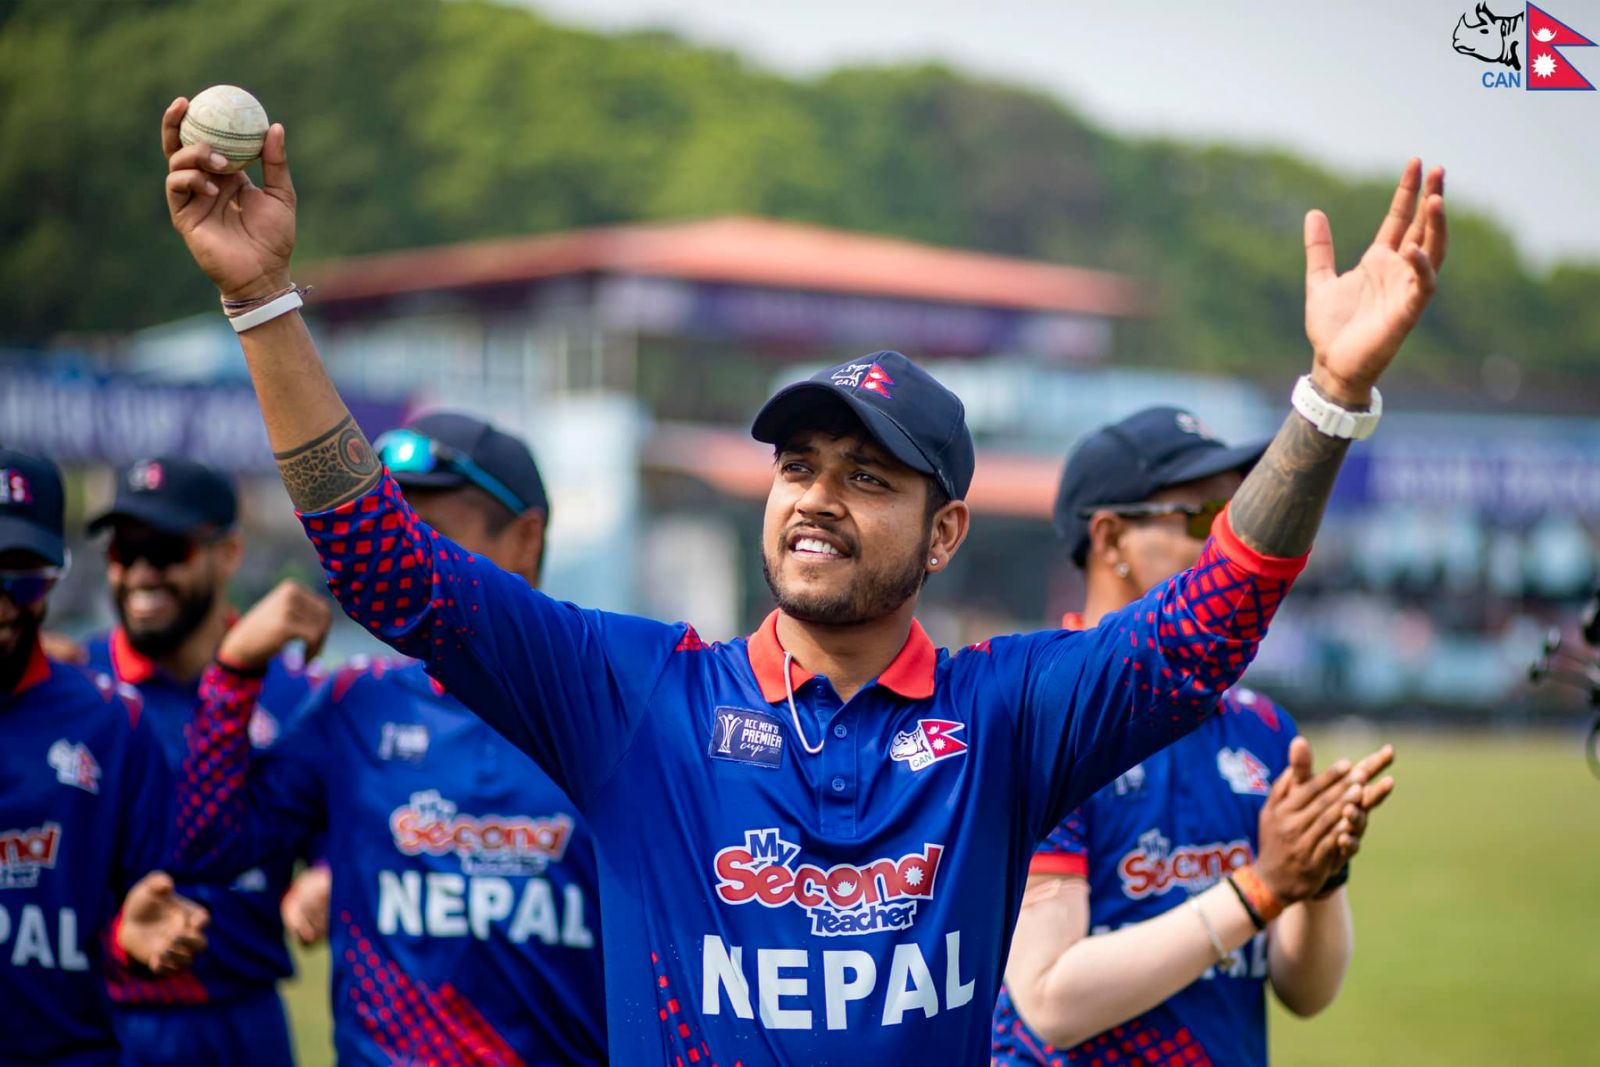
top-left (118, 585), bottom-right (217, 661)
top-left (763, 536), bottom-right (930, 627)
top-left (0, 609), bottom-right (42, 693)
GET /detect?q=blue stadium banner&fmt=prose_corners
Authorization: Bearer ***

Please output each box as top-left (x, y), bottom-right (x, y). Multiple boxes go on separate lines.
top-left (0, 369), bottom-right (409, 473)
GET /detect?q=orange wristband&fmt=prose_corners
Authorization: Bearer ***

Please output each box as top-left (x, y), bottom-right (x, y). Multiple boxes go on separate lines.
top-left (1230, 865), bottom-right (1285, 926)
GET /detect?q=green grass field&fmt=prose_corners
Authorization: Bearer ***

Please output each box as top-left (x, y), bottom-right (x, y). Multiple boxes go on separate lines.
top-left (280, 729), bottom-right (1600, 1065)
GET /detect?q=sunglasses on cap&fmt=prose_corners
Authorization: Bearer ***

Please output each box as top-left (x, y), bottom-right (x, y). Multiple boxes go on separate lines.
top-left (1078, 499), bottom-right (1228, 541)
top-left (0, 554), bottom-right (70, 609)
top-left (374, 429), bottom-right (528, 516)
top-left (106, 531), bottom-right (221, 570)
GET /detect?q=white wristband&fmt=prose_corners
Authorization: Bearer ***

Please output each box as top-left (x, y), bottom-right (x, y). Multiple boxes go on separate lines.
top-left (228, 290), bottom-right (304, 334)
top-left (1290, 374), bottom-right (1382, 440)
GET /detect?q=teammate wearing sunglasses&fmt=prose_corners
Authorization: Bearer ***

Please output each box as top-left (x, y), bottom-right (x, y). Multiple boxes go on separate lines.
top-left (992, 408), bottom-right (1396, 1067)
top-left (175, 413), bottom-right (607, 1064)
top-left (0, 449), bottom-right (211, 1066)
top-left (81, 457), bottom-right (324, 1067)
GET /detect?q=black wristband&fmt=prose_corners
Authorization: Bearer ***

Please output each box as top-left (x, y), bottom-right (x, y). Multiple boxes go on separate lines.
top-left (1225, 873), bottom-right (1266, 931)
top-left (1315, 862), bottom-right (1350, 899)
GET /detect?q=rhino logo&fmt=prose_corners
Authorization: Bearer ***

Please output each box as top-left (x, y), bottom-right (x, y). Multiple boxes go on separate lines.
top-left (889, 719), bottom-right (968, 772)
top-left (1454, 2), bottom-right (1525, 70)
top-left (890, 730), bottom-right (926, 762)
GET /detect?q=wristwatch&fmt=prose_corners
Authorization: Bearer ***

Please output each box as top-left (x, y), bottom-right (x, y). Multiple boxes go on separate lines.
top-left (1291, 374), bottom-right (1383, 440)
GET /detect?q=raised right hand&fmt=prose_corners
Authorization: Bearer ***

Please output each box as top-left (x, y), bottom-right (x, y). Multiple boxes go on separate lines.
top-left (217, 579), bottom-right (333, 674)
top-left (162, 97), bottom-right (296, 302)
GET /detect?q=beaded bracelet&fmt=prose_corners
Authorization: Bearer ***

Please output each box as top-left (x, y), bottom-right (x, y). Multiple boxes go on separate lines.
top-left (220, 283), bottom-right (312, 315)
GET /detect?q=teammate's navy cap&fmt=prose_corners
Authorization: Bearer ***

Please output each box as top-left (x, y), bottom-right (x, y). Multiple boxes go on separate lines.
top-left (0, 450), bottom-right (66, 566)
top-left (751, 351), bottom-right (975, 500)
top-left (88, 456), bottom-right (237, 537)
top-left (379, 411), bottom-right (550, 518)
top-left (1055, 407), bottom-right (1268, 566)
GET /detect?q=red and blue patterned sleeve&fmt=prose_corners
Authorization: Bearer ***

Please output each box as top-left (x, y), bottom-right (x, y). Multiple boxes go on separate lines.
top-left (172, 664), bottom-right (326, 879)
top-left (1029, 808), bottom-right (1089, 879)
top-left (297, 474), bottom-right (684, 805)
top-left (1012, 507), bottom-right (1306, 837)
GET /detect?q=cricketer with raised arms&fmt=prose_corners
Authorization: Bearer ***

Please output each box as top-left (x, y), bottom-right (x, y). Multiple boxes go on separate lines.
top-left (160, 92), bottom-right (1444, 1063)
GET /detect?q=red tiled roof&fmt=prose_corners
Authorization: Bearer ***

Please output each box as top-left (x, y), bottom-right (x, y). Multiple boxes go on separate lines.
top-left (304, 216), bottom-right (1146, 317)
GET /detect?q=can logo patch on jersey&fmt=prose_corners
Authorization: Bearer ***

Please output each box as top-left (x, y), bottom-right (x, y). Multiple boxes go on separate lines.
top-left (708, 707), bottom-right (784, 769)
top-left (47, 740), bottom-right (100, 794)
top-left (378, 721), bottom-right (430, 762)
top-left (1112, 763), bottom-right (1146, 796)
top-left (0, 821), bottom-right (62, 889)
top-left (248, 707), bottom-right (280, 748)
top-left (890, 718), bottom-right (967, 772)
top-left (1217, 747), bottom-right (1272, 795)
top-left (713, 827), bottom-right (943, 936)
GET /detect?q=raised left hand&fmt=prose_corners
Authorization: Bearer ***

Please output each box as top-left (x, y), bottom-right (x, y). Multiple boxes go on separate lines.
top-left (1304, 159), bottom-right (1447, 407)
top-left (218, 579), bottom-right (333, 673)
top-left (118, 871), bottom-right (210, 976)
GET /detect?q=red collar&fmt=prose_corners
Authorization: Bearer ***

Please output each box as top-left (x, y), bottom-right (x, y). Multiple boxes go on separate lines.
top-left (1060, 612), bottom-right (1088, 631)
top-left (109, 627), bottom-right (158, 686)
top-left (745, 610), bottom-right (937, 703)
top-left (9, 642), bottom-right (52, 696)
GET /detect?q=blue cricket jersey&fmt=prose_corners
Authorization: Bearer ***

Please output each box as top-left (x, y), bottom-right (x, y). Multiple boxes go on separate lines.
top-left (85, 628), bottom-right (319, 1007)
top-left (292, 474), bottom-right (1304, 1065)
top-left (176, 656), bottom-right (607, 1065)
top-left (991, 670), bottom-right (1297, 1067)
top-left (0, 644), bottom-right (172, 1066)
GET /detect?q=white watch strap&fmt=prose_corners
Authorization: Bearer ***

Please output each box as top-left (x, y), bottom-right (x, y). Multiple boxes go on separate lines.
top-left (228, 290), bottom-right (304, 334)
top-left (1291, 374), bottom-right (1382, 440)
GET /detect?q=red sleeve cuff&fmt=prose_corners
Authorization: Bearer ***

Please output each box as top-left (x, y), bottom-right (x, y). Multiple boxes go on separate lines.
top-left (108, 912), bottom-right (130, 968)
top-left (1213, 504), bottom-right (1309, 581)
top-left (1029, 852), bottom-right (1088, 878)
top-left (294, 471), bottom-right (390, 520)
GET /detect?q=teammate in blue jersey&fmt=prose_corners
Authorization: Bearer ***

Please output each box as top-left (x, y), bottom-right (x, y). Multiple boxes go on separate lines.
top-left (992, 409), bottom-right (1398, 1067)
top-left (81, 456), bottom-right (324, 1067)
top-left (0, 449), bottom-right (210, 1067)
top-left (175, 412), bottom-right (607, 1065)
top-left (162, 99), bottom-right (1446, 1063)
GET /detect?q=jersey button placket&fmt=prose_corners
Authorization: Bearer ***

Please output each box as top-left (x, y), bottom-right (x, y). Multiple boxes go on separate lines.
top-left (814, 683), bottom-right (855, 837)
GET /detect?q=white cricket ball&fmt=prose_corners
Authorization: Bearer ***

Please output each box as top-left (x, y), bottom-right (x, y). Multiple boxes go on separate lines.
top-left (179, 85), bottom-right (269, 174)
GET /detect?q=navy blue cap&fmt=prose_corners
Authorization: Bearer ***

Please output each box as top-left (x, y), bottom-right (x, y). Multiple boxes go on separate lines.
top-left (396, 412), bottom-right (550, 517)
top-left (0, 450), bottom-right (66, 566)
top-left (1055, 407), bottom-right (1268, 566)
top-left (751, 351), bottom-right (975, 500)
top-left (88, 457), bottom-right (237, 537)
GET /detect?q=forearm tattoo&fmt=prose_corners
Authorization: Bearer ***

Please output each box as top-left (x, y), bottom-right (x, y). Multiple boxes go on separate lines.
top-left (1227, 413), bottom-right (1351, 559)
top-left (273, 414), bottom-right (381, 512)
